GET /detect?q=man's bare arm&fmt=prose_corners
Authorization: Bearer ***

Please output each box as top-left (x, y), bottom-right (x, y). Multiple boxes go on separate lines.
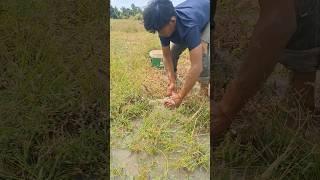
top-left (179, 44), bottom-right (203, 98)
top-left (162, 46), bottom-right (176, 83)
top-left (219, 0), bottom-right (297, 117)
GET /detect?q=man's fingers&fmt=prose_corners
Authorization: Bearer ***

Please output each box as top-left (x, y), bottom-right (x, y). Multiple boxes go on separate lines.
top-left (165, 103), bottom-right (175, 109)
top-left (164, 99), bottom-right (171, 105)
top-left (164, 101), bottom-right (174, 106)
top-left (164, 103), bottom-right (174, 109)
top-left (163, 97), bottom-right (176, 108)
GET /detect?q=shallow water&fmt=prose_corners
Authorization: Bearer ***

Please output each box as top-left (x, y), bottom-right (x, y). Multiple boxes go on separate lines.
top-left (111, 148), bottom-right (210, 179)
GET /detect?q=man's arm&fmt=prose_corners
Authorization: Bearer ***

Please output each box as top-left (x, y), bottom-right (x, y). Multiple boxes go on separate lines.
top-left (162, 46), bottom-right (176, 84)
top-left (164, 44), bottom-right (203, 108)
top-left (218, 0), bottom-right (297, 118)
top-left (179, 44), bottom-right (203, 99)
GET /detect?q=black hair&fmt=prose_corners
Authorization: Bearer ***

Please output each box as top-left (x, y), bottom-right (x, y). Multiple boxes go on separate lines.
top-left (143, 0), bottom-right (176, 33)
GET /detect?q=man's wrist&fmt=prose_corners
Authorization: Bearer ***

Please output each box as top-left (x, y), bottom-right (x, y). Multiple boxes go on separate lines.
top-left (178, 91), bottom-right (185, 99)
top-left (170, 78), bottom-right (176, 84)
top-left (168, 74), bottom-right (176, 83)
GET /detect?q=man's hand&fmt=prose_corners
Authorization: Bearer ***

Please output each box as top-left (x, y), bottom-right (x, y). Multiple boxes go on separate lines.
top-left (164, 92), bottom-right (183, 109)
top-left (166, 81), bottom-right (176, 96)
top-left (212, 103), bottom-right (232, 143)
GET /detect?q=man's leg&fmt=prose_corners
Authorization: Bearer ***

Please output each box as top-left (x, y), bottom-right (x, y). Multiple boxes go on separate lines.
top-left (199, 22), bottom-right (210, 96)
top-left (199, 42), bottom-right (210, 96)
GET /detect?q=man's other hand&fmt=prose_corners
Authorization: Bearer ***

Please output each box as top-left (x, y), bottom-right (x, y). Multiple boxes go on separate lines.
top-left (164, 92), bottom-right (183, 109)
top-left (212, 103), bottom-right (232, 146)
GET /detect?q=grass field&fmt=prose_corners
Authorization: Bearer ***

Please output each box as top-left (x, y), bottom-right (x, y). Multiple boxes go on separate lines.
top-left (213, 0), bottom-right (320, 179)
top-left (110, 19), bottom-right (210, 179)
top-left (0, 1), bottom-right (107, 179)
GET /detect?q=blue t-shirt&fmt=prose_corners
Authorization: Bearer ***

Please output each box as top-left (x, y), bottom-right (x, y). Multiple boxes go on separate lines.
top-left (159, 0), bottom-right (210, 50)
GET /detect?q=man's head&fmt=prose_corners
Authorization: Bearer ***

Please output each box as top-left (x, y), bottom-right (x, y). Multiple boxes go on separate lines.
top-left (143, 0), bottom-right (177, 37)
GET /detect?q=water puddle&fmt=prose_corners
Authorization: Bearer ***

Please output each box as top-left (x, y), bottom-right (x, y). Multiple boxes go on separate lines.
top-left (111, 148), bottom-right (210, 179)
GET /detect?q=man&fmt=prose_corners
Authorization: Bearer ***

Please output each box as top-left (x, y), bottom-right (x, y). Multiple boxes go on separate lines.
top-left (143, 0), bottom-right (211, 108)
top-left (213, 0), bottom-right (320, 145)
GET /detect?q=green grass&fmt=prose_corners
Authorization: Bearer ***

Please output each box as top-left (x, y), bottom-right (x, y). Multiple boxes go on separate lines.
top-left (110, 19), bottom-right (210, 178)
top-left (0, 0), bottom-right (107, 179)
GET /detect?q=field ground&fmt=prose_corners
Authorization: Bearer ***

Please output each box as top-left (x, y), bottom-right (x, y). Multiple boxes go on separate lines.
top-left (213, 0), bottom-right (320, 179)
top-left (110, 19), bottom-right (210, 179)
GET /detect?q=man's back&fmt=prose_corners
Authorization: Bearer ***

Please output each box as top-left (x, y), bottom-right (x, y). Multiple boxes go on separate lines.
top-left (175, 0), bottom-right (210, 31)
